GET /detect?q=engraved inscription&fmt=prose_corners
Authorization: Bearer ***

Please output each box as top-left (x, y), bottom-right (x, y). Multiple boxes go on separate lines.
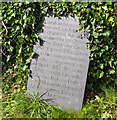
top-left (27, 15), bottom-right (90, 112)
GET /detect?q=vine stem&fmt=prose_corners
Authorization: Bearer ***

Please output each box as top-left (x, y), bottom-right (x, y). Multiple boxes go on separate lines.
top-left (2, 21), bottom-right (8, 35)
top-left (0, 49), bottom-right (7, 58)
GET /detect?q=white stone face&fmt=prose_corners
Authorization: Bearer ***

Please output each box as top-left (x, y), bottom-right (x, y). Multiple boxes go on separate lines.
top-left (27, 14), bottom-right (90, 112)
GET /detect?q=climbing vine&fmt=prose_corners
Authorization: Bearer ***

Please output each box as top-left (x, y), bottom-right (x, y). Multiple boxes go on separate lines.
top-left (2, 2), bottom-right (117, 93)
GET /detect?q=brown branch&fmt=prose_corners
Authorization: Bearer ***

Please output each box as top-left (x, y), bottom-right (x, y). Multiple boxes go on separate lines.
top-left (0, 50), bottom-right (7, 58)
top-left (2, 21), bottom-right (8, 35)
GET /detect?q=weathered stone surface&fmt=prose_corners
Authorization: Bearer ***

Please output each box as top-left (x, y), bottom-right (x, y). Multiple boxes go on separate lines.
top-left (27, 14), bottom-right (90, 112)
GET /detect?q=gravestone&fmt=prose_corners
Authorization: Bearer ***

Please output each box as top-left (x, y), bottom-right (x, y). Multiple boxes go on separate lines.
top-left (26, 14), bottom-right (90, 112)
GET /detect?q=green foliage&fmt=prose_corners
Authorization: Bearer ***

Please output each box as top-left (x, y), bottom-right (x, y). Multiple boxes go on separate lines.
top-left (79, 86), bottom-right (117, 118)
top-left (2, 1), bottom-right (117, 118)
top-left (2, 91), bottom-right (58, 118)
top-left (2, 86), bottom-right (116, 118)
top-left (2, 2), bottom-right (117, 91)
top-left (2, 2), bottom-right (44, 89)
top-left (76, 2), bottom-right (117, 87)
top-left (2, 89), bottom-right (79, 118)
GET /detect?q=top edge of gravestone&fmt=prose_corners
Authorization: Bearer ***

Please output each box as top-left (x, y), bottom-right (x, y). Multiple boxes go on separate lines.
top-left (41, 11), bottom-right (80, 20)
top-left (38, 11), bottom-right (90, 42)
top-left (38, 11), bottom-right (80, 32)
top-left (2, 0), bottom-right (117, 2)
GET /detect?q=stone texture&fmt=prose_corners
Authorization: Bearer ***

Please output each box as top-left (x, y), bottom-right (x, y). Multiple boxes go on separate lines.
top-left (27, 14), bottom-right (90, 112)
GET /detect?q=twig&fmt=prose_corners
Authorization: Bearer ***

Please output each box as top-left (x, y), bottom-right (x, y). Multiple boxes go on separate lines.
top-left (0, 50), bottom-right (7, 58)
top-left (2, 21), bottom-right (8, 35)
top-left (12, 31), bottom-right (19, 41)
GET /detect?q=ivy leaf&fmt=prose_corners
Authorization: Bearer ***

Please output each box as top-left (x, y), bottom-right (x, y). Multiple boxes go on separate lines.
top-left (84, 24), bottom-right (90, 31)
top-left (23, 65), bottom-right (27, 71)
top-left (109, 61), bottom-right (112, 67)
top-left (105, 2), bottom-right (112, 5)
top-left (16, 26), bottom-right (20, 31)
top-left (15, 20), bottom-right (19, 23)
top-left (97, 70), bottom-right (104, 78)
top-left (102, 31), bottom-right (111, 36)
top-left (99, 71), bottom-right (104, 78)
top-left (102, 5), bottom-right (108, 10)
top-left (109, 69), bottom-right (115, 74)
top-left (11, 13), bottom-right (15, 17)
top-left (17, 36), bottom-right (23, 43)
top-left (108, 17), bottom-right (114, 22)
top-left (114, 3), bottom-right (117, 9)
top-left (23, 14), bottom-right (26, 20)
top-left (19, 47), bottom-right (22, 55)
top-left (16, 45), bottom-right (22, 56)
top-left (99, 64), bottom-right (104, 69)
top-left (106, 13), bottom-right (109, 19)
top-left (79, 26), bottom-right (83, 32)
top-left (97, 70), bottom-right (101, 78)
top-left (7, 55), bottom-right (11, 62)
top-left (95, 95), bottom-right (101, 101)
top-left (10, 45), bottom-right (13, 52)
top-left (93, 32), bottom-right (99, 38)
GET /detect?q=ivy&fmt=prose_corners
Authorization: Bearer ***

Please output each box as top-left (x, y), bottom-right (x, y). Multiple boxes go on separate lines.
top-left (2, 2), bottom-right (117, 91)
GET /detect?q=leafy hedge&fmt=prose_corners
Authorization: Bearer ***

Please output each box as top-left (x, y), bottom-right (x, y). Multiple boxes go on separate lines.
top-left (2, 2), bottom-right (117, 92)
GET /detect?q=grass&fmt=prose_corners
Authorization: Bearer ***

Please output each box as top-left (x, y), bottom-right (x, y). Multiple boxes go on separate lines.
top-left (2, 91), bottom-right (79, 118)
top-left (78, 85), bottom-right (117, 118)
top-left (2, 80), bottom-right (117, 118)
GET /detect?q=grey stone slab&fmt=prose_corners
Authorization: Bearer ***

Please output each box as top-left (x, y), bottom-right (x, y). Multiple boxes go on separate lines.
top-left (26, 14), bottom-right (90, 112)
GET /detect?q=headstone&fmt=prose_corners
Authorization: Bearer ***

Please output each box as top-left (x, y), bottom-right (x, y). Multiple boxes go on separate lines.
top-left (26, 14), bottom-right (90, 112)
